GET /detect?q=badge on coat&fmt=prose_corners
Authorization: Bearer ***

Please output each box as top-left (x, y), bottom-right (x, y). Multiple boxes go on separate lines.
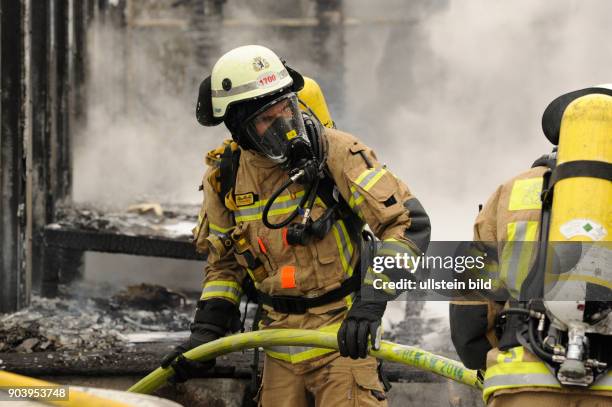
top-left (235, 192), bottom-right (257, 207)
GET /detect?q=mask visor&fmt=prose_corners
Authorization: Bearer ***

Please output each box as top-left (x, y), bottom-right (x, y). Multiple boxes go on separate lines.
top-left (244, 94), bottom-right (308, 163)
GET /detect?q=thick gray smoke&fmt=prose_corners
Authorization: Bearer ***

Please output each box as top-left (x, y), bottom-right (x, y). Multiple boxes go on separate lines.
top-left (74, 14), bottom-right (225, 208)
top-left (341, 0), bottom-right (612, 240)
top-left (74, 0), bottom-right (611, 290)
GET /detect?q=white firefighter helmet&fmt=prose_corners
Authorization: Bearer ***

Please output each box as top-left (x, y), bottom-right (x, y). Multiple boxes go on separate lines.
top-left (196, 45), bottom-right (304, 126)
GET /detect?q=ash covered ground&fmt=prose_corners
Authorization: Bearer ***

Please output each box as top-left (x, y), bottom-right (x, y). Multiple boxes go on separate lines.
top-left (0, 283), bottom-right (195, 359)
top-left (0, 285), bottom-right (453, 356)
top-left (0, 277), bottom-right (454, 378)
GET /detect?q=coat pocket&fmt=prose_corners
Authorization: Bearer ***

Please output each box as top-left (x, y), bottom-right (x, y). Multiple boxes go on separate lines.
top-left (311, 205), bottom-right (339, 265)
top-left (352, 368), bottom-right (387, 404)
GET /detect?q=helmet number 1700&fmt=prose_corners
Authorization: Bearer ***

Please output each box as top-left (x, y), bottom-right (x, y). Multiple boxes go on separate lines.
top-left (257, 73), bottom-right (277, 88)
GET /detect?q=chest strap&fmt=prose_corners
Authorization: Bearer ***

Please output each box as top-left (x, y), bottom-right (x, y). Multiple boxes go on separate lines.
top-left (257, 271), bottom-right (361, 314)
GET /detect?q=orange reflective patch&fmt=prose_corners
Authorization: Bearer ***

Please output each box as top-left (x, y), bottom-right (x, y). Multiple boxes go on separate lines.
top-left (282, 228), bottom-right (289, 247)
top-left (280, 265), bottom-right (296, 289)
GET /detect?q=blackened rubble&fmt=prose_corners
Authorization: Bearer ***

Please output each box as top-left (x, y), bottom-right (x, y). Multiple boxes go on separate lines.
top-left (42, 204), bottom-right (206, 264)
top-left (0, 283), bottom-right (195, 354)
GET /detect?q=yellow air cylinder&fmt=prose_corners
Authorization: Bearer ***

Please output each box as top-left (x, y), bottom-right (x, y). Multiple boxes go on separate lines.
top-left (548, 93), bottom-right (612, 243)
top-left (298, 76), bottom-right (335, 128)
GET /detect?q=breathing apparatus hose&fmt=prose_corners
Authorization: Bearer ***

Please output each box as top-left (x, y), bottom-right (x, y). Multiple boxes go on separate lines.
top-left (261, 174), bottom-right (311, 229)
top-left (127, 329), bottom-right (482, 394)
top-left (528, 316), bottom-right (556, 363)
top-left (498, 308), bottom-right (555, 363)
top-left (262, 110), bottom-right (327, 230)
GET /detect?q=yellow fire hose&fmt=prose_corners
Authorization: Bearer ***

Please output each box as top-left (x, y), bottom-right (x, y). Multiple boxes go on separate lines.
top-left (128, 329), bottom-right (482, 394)
top-left (0, 370), bottom-right (131, 407)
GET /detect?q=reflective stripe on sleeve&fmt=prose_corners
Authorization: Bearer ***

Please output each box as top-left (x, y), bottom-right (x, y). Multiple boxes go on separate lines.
top-left (201, 280), bottom-right (243, 304)
top-left (348, 167), bottom-right (388, 211)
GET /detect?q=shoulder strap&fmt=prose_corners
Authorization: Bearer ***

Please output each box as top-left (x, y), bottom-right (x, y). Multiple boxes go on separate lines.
top-left (316, 168), bottom-right (363, 240)
top-left (215, 142), bottom-right (241, 212)
top-left (520, 164), bottom-right (555, 302)
top-left (218, 143), bottom-right (241, 207)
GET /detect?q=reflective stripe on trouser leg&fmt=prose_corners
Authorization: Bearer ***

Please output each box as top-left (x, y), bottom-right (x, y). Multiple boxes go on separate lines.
top-left (264, 323), bottom-right (341, 364)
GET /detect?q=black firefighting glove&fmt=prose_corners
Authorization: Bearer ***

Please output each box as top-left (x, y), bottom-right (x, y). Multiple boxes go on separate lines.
top-left (160, 324), bottom-right (221, 383)
top-left (160, 299), bottom-right (240, 383)
top-left (337, 299), bottom-right (387, 359)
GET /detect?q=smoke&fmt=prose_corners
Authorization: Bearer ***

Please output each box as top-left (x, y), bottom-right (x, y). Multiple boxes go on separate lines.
top-left (73, 16), bottom-right (226, 208)
top-left (75, 0), bottom-right (612, 230)
top-left (73, 1), bottom-right (611, 290)
top-left (340, 0), bottom-right (612, 239)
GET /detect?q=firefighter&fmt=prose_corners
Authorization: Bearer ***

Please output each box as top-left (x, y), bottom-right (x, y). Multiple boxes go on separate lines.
top-left (161, 45), bottom-right (431, 406)
top-left (450, 85), bottom-right (612, 406)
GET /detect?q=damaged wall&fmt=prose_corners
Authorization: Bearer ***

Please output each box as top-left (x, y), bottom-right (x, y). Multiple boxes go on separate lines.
top-left (1, 0), bottom-right (101, 312)
top-left (0, 0), bottom-right (30, 313)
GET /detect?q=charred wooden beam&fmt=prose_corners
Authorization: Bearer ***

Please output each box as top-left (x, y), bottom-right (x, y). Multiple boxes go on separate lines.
top-left (41, 0), bottom-right (85, 296)
top-left (43, 226), bottom-right (204, 261)
top-left (73, 0), bottom-right (89, 126)
top-left (0, 0), bottom-right (29, 313)
top-left (55, 0), bottom-right (72, 202)
top-left (30, 0), bottom-right (56, 293)
top-left (0, 345), bottom-right (245, 378)
top-left (41, 246), bottom-right (84, 297)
